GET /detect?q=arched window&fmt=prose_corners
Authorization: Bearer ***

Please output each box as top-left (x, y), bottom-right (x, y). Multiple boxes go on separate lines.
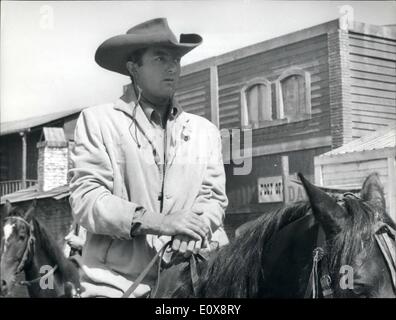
top-left (241, 78), bottom-right (272, 128)
top-left (276, 68), bottom-right (311, 120)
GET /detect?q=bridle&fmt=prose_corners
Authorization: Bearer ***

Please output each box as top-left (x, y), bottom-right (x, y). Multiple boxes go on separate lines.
top-left (1, 216), bottom-right (59, 288)
top-left (374, 223), bottom-right (396, 291)
top-left (304, 195), bottom-right (396, 298)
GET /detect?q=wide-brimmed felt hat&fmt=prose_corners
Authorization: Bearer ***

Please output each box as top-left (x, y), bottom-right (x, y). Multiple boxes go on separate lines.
top-left (95, 18), bottom-right (202, 76)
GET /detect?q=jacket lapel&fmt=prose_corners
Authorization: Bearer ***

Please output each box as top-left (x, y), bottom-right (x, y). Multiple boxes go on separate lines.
top-left (114, 97), bottom-right (189, 169)
top-left (115, 99), bottom-right (158, 145)
top-left (167, 114), bottom-right (191, 169)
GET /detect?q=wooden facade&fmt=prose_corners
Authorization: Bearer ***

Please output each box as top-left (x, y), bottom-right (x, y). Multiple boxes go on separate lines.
top-left (314, 128), bottom-right (396, 222)
top-left (1, 18), bottom-right (394, 237)
top-left (348, 24), bottom-right (396, 138)
top-left (176, 19), bottom-right (395, 237)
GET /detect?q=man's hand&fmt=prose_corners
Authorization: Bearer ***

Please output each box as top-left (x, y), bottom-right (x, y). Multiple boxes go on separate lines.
top-left (65, 233), bottom-right (85, 250)
top-left (159, 209), bottom-right (209, 241)
top-left (171, 234), bottom-right (210, 259)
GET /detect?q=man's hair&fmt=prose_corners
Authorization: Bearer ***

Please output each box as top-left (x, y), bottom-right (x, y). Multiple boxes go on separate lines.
top-left (127, 47), bottom-right (147, 67)
top-left (126, 47), bottom-right (147, 84)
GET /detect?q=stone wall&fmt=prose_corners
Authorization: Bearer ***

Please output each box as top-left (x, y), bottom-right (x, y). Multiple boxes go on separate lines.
top-left (328, 29), bottom-right (353, 149)
top-left (37, 145), bottom-right (68, 191)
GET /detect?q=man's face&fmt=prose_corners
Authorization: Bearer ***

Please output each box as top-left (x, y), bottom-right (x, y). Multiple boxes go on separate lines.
top-left (130, 46), bottom-right (181, 104)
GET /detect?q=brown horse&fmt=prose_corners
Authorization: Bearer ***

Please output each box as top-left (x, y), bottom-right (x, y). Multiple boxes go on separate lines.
top-left (0, 200), bottom-right (81, 297)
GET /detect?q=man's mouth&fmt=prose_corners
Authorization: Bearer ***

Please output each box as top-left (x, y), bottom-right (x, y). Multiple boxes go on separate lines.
top-left (163, 78), bottom-right (175, 83)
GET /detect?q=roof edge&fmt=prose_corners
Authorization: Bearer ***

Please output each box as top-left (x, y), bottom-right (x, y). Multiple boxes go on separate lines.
top-left (181, 19), bottom-right (340, 75)
top-left (181, 19), bottom-right (396, 76)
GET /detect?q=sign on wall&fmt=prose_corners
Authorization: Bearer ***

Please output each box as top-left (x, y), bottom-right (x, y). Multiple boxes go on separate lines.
top-left (258, 176), bottom-right (283, 203)
top-left (258, 174), bottom-right (307, 203)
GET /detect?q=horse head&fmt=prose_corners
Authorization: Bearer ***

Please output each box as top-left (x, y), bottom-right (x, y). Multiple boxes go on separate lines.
top-left (1, 200), bottom-right (36, 296)
top-left (299, 173), bottom-right (396, 298)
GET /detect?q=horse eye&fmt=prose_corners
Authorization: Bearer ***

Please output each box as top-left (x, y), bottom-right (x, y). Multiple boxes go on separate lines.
top-left (19, 235), bottom-right (26, 241)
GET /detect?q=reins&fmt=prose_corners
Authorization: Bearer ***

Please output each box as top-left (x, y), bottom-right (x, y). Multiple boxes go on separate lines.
top-left (304, 226), bottom-right (333, 299)
top-left (122, 239), bottom-right (173, 298)
top-left (122, 239), bottom-right (206, 298)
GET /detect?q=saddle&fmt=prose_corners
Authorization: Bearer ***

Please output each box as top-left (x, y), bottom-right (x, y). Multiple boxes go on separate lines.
top-left (122, 240), bottom-right (219, 298)
top-left (67, 241), bottom-right (219, 298)
top-left (151, 251), bottom-right (209, 298)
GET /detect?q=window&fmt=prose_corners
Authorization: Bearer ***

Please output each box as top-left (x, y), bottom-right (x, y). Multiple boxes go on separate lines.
top-left (275, 68), bottom-right (311, 121)
top-left (241, 78), bottom-right (272, 128)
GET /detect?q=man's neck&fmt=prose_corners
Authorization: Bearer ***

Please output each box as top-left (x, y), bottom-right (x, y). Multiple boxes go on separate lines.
top-left (140, 96), bottom-right (170, 128)
top-left (140, 93), bottom-right (170, 120)
top-left (120, 83), bottom-right (172, 127)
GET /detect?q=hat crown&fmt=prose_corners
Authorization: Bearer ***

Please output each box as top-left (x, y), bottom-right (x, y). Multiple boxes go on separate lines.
top-left (126, 18), bottom-right (178, 43)
top-left (95, 17), bottom-right (202, 76)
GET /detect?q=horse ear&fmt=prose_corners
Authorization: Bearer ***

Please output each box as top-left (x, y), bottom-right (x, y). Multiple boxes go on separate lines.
top-left (360, 172), bottom-right (386, 210)
top-left (24, 200), bottom-right (37, 221)
top-left (298, 173), bottom-right (346, 239)
top-left (4, 200), bottom-right (13, 216)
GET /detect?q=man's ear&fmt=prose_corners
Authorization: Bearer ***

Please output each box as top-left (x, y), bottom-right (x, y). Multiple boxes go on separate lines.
top-left (126, 61), bottom-right (137, 78)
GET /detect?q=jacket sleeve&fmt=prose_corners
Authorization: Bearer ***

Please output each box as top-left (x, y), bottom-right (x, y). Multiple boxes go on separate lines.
top-left (69, 109), bottom-right (146, 239)
top-left (192, 125), bottom-right (228, 239)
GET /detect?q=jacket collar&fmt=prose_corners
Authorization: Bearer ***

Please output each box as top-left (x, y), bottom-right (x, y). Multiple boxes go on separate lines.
top-left (113, 84), bottom-right (183, 121)
top-left (113, 85), bottom-right (189, 169)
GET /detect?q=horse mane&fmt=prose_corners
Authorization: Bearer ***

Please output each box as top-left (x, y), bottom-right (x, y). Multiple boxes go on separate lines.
top-left (175, 202), bottom-right (311, 298)
top-left (327, 197), bottom-right (395, 278)
top-left (30, 216), bottom-right (78, 283)
top-left (175, 189), bottom-right (395, 298)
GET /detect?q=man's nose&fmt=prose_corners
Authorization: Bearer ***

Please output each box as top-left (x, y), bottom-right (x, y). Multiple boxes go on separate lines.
top-left (167, 61), bottom-right (179, 74)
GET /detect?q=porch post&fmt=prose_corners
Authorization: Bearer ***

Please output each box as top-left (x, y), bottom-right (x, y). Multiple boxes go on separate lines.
top-left (20, 131), bottom-right (27, 189)
top-left (281, 155), bottom-right (289, 204)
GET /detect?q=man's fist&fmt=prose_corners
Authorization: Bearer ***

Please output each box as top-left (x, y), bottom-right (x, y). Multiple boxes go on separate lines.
top-left (159, 209), bottom-right (209, 240)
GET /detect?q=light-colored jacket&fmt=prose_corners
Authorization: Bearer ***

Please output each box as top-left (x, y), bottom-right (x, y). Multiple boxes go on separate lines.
top-left (69, 97), bottom-right (228, 297)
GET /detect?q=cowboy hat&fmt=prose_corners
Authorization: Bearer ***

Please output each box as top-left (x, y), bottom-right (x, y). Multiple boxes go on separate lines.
top-left (95, 18), bottom-right (202, 76)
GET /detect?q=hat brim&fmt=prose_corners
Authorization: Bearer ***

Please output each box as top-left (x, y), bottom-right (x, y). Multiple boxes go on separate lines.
top-left (95, 33), bottom-right (202, 76)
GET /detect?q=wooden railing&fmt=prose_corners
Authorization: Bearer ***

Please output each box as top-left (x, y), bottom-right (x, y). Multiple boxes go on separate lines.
top-left (0, 180), bottom-right (37, 197)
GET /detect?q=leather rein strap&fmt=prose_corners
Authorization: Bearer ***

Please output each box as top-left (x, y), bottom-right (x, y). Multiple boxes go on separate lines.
top-left (304, 226), bottom-right (333, 299)
top-left (374, 224), bottom-right (396, 291)
top-left (122, 239), bottom-right (205, 298)
top-left (122, 239), bottom-right (173, 298)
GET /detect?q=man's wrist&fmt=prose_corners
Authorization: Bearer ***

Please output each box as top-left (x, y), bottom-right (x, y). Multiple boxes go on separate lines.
top-left (130, 208), bottom-right (165, 237)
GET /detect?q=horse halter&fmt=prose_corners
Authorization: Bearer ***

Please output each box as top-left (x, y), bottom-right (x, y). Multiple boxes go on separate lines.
top-left (374, 223), bottom-right (396, 292)
top-left (2, 216), bottom-right (59, 288)
top-left (305, 217), bottom-right (396, 298)
top-left (304, 226), bottom-right (333, 299)
top-left (3, 216), bottom-right (36, 275)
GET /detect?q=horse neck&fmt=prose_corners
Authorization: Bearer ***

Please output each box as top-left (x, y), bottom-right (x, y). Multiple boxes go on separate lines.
top-left (24, 218), bottom-right (75, 297)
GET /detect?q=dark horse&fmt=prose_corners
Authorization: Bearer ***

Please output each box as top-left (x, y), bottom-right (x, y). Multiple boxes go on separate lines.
top-left (157, 172), bottom-right (396, 298)
top-left (0, 200), bottom-right (80, 297)
top-left (2, 173), bottom-right (395, 298)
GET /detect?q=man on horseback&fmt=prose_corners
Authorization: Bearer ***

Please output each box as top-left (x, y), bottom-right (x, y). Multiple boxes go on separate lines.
top-left (69, 18), bottom-right (228, 297)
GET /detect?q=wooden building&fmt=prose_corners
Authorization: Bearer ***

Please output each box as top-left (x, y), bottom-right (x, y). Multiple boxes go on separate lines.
top-left (0, 108), bottom-right (82, 196)
top-left (1, 17), bottom-right (395, 238)
top-left (174, 18), bottom-right (396, 237)
top-left (315, 126), bottom-right (396, 222)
